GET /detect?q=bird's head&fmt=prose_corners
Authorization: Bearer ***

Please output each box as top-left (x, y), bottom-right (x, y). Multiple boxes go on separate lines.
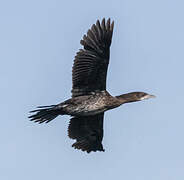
top-left (135, 92), bottom-right (156, 101)
top-left (116, 92), bottom-right (156, 104)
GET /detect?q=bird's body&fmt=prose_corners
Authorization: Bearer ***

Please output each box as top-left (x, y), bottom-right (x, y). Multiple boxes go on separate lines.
top-left (29, 18), bottom-right (155, 153)
top-left (56, 91), bottom-right (120, 116)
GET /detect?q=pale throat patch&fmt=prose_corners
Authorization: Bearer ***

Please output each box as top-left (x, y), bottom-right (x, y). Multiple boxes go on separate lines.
top-left (140, 94), bottom-right (156, 100)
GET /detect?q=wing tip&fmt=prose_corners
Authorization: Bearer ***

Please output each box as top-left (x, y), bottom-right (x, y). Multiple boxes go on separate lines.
top-left (72, 141), bottom-right (105, 153)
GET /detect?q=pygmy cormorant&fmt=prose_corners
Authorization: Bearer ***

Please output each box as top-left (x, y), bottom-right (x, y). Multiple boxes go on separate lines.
top-left (29, 18), bottom-right (155, 153)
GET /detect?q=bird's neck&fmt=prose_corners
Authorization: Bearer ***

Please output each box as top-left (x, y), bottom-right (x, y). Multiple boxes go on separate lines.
top-left (116, 92), bottom-right (140, 104)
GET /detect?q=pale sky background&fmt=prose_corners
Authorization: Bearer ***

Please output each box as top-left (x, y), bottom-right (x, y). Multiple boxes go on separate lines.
top-left (1, 0), bottom-right (184, 179)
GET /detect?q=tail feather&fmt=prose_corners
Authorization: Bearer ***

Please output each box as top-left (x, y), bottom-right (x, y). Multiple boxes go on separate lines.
top-left (37, 105), bottom-right (56, 108)
top-left (29, 105), bottom-right (63, 124)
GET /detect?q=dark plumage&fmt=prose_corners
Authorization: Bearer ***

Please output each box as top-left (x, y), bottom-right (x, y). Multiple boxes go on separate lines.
top-left (72, 18), bottom-right (113, 97)
top-left (29, 18), bottom-right (155, 153)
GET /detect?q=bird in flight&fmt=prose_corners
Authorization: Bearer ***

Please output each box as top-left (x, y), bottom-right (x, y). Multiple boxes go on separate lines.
top-left (29, 18), bottom-right (155, 153)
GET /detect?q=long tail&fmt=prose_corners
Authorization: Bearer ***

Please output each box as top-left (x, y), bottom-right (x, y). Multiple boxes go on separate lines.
top-left (28, 105), bottom-right (64, 124)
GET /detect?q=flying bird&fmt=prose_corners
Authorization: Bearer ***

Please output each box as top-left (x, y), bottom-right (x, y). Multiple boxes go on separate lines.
top-left (29, 18), bottom-right (155, 153)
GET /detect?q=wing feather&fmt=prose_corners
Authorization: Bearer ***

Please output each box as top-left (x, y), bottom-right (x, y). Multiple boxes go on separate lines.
top-left (72, 18), bottom-right (114, 97)
top-left (68, 113), bottom-right (104, 153)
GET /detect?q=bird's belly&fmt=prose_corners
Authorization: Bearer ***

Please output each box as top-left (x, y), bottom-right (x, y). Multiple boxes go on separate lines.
top-left (66, 103), bottom-right (107, 116)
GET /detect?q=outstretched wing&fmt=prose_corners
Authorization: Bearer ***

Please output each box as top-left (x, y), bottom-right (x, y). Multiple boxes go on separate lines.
top-left (68, 113), bottom-right (104, 153)
top-left (72, 18), bottom-right (114, 97)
